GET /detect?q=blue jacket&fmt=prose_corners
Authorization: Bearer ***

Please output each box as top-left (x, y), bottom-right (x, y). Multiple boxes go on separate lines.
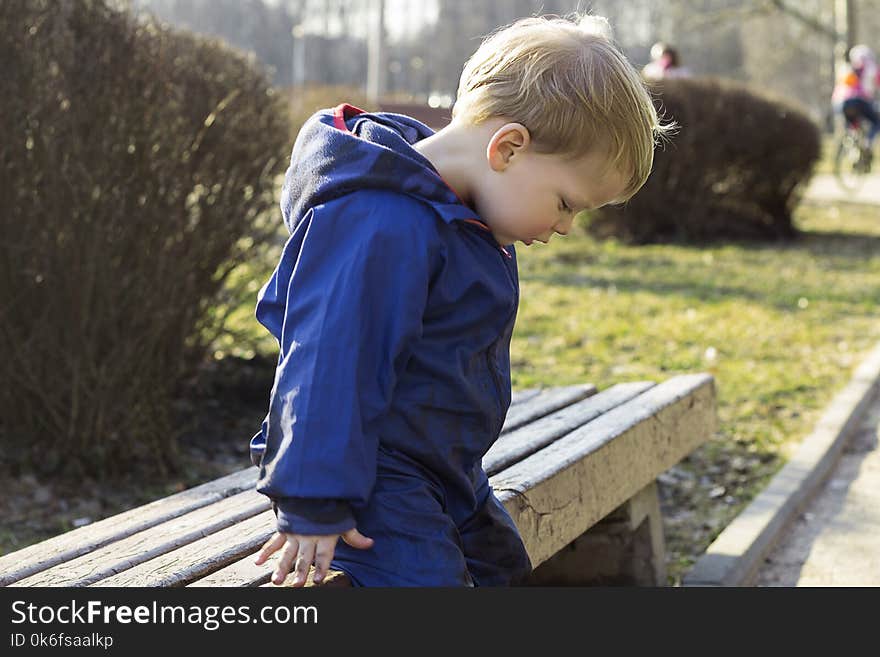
top-left (250, 104), bottom-right (520, 537)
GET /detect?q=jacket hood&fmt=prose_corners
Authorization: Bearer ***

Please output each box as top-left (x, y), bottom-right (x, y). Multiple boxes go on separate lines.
top-left (280, 103), bottom-right (481, 234)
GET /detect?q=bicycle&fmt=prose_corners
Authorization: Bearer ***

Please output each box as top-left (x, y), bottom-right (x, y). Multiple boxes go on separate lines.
top-left (833, 108), bottom-right (873, 192)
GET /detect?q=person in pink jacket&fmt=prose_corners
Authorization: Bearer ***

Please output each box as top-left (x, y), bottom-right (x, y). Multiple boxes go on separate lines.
top-left (832, 44), bottom-right (880, 159)
top-left (642, 42), bottom-right (691, 81)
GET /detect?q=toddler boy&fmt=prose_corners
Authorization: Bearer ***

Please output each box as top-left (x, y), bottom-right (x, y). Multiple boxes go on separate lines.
top-left (250, 14), bottom-right (669, 586)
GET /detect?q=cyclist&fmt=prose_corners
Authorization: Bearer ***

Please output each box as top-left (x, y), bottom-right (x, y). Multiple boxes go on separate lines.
top-left (831, 44), bottom-right (880, 166)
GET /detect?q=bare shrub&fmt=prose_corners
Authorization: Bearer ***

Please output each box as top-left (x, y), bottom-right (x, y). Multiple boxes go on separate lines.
top-left (587, 77), bottom-right (820, 244)
top-left (0, 0), bottom-right (292, 479)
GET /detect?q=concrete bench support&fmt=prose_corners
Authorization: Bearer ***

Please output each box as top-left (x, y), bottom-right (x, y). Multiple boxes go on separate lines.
top-left (525, 481), bottom-right (666, 586)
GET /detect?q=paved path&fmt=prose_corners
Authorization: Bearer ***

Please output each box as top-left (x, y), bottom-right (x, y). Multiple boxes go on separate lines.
top-left (804, 173), bottom-right (880, 205)
top-left (754, 177), bottom-right (879, 587)
top-left (755, 392), bottom-right (880, 586)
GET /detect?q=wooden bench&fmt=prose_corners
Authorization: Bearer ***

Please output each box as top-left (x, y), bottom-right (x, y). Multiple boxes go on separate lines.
top-left (0, 373), bottom-right (716, 588)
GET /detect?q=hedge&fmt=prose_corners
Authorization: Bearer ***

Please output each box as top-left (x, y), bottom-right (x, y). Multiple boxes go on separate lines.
top-left (0, 0), bottom-right (292, 478)
top-left (587, 77), bottom-right (820, 243)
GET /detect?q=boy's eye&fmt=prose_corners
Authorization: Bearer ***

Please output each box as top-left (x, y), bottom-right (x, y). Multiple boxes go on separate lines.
top-left (559, 198), bottom-right (571, 212)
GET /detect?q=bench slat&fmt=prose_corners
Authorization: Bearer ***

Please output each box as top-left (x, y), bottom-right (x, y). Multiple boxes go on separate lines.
top-left (483, 381), bottom-right (655, 476)
top-left (12, 491), bottom-right (270, 587)
top-left (90, 511), bottom-right (277, 587)
top-left (500, 384), bottom-right (596, 434)
top-left (0, 467), bottom-right (257, 586)
top-left (510, 388), bottom-right (541, 406)
top-left (187, 550), bottom-right (275, 587)
top-left (490, 373), bottom-right (716, 568)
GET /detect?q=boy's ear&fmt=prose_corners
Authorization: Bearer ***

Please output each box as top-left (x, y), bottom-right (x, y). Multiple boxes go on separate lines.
top-left (486, 123), bottom-right (531, 171)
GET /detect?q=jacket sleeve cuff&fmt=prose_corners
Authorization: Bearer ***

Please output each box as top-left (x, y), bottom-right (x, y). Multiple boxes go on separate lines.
top-left (249, 429), bottom-right (266, 468)
top-left (272, 497), bottom-right (355, 536)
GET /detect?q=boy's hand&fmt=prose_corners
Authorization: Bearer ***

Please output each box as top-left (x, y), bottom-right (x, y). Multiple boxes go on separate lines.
top-left (254, 528), bottom-right (373, 586)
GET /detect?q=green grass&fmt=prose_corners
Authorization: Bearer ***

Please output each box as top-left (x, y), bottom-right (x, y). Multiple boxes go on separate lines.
top-left (513, 203), bottom-right (880, 453)
top-left (218, 199), bottom-right (880, 584)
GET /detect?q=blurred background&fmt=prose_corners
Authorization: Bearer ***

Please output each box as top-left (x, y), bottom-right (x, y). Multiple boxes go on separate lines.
top-left (133, 0), bottom-right (879, 128)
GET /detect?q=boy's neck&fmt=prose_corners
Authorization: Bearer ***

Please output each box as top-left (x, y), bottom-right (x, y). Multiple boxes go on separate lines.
top-left (413, 120), bottom-right (497, 210)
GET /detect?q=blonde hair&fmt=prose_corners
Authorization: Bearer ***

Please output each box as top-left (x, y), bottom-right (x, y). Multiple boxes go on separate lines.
top-left (452, 14), bottom-right (673, 202)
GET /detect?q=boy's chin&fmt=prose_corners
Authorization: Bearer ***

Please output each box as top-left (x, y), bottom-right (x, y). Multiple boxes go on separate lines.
top-left (490, 232), bottom-right (517, 248)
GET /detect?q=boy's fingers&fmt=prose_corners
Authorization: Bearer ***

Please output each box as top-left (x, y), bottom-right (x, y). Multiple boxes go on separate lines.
top-left (341, 528), bottom-right (374, 550)
top-left (272, 538), bottom-right (299, 586)
top-left (254, 532), bottom-right (286, 565)
top-left (312, 539), bottom-right (337, 584)
top-left (292, 542), bottom-right (317, 587)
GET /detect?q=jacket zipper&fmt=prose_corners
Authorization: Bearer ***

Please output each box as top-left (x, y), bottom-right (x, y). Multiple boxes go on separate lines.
top-left (463, 220), bottom-right (518, 435)
top-left (487, 246), bottom-right (518, 435)
top-left (486, 347), bottom-right (505, 435)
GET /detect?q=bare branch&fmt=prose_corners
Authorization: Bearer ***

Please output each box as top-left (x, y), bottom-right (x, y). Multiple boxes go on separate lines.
top-left (768, 0), bottom-right (838, 40)
top-left (674, 0), bottom-right (837, 41)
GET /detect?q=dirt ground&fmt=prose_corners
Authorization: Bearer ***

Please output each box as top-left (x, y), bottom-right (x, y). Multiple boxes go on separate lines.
top-left (0, 354), bottom-right (771, 586)
top-left (0, 356), bottom-right (269, 559)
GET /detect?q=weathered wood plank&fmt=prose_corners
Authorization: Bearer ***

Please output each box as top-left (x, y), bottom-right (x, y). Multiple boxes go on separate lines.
top-left (500, 384), bottom-right (596, 434)
top-left (190, 549), bottom-right (353, 587)
top-left (491, 373), bottom-right (716, 569)
top-left (0, 467), bottom-right (258, 586)
top-left (510, 388), bottom-right (541, 406)
top-left (260, 566), bottom-right (352, 587)
top-left (13, 491), bottom-right (270, 587)
top-left (90, 511), bottom-right (276, 587)
top-left (483, 381), bottom-right (655, 476)
top-left (187, 549), bottom-right (273, 587)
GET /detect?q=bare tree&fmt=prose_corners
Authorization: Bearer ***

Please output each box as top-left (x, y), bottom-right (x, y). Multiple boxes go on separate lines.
top-left (367, 0), bottom-right (386, 104)
top-left (133, 0), bottom-right (878, 122)
top-left (133, 0), bottom-right (301, 84)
